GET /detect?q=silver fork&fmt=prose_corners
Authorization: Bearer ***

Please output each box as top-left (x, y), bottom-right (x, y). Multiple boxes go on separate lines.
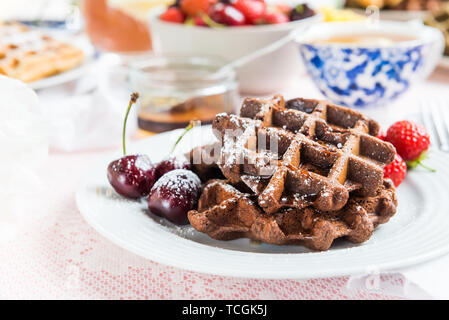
top-left (420, 99), bottom-right (449, 153)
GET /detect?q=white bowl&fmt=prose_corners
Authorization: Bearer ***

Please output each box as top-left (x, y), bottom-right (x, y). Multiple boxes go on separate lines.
top-left (148, 6), bottom-right (321, 94)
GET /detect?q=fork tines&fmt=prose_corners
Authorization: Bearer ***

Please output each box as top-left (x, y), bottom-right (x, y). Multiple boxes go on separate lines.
top-left (421, 100), bottom-right (449, 152)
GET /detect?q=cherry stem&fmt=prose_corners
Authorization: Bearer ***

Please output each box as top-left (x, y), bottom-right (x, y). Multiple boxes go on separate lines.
top-left (123, 92), bottom-right (139, 156)
top-left (170, 120), bottom-right (195, 155)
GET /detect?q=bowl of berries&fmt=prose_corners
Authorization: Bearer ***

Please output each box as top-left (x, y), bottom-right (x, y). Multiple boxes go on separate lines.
top-left (148, 0), bottom-right (321, 94)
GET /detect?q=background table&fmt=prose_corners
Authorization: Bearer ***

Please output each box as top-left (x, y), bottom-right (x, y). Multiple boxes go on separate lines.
top-left (1, 67), bottom-right (449, 299)
top-left (0, 151), bottom-right (399, 299)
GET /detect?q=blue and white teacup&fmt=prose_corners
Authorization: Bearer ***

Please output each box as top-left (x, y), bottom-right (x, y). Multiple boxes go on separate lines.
top-left (296, 21), bottom-right (444, 108)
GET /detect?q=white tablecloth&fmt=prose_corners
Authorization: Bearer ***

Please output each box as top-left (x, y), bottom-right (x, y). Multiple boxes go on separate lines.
top-left (1, 60), bottom-right (449, 299)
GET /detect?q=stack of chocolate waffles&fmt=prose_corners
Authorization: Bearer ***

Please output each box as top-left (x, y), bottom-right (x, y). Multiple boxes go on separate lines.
top-left (187, 95), bottom-right (398, 251)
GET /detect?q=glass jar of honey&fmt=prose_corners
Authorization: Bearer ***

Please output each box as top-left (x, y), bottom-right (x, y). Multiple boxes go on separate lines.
top-left (129, 55), bottom-right (239, 133)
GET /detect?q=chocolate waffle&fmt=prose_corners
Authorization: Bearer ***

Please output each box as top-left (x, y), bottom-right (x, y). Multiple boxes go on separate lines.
top-left (188, 179), bottom-right (397, 251)
top-left (212, 96), bottom-right (396, 214)
top-left (189, 142), bottom-right (224, 182)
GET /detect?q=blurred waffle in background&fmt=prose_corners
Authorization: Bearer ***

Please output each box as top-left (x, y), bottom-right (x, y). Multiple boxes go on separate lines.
top-left (345, 0), bottom-right (447, 10)
top-left (0, 21), bottom-right (85, 82)
top-left (425, 3), bottom-right (449, 55)
top-left (320, 5), bottom-right (366, 21)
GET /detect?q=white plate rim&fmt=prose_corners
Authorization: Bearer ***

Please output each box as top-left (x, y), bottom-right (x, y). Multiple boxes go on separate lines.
top-left (76, 128), bottom-right (449, 279)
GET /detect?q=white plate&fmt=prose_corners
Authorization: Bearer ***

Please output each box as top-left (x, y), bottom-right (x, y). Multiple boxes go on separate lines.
top-left (28, 35), bottom-right (96, 90)
top-left (76, 126), bottom-right (449, 279)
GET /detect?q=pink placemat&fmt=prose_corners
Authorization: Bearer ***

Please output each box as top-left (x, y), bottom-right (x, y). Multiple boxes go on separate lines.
top-left (0, 152), bottom-right (406, 299)
top-left (6, 68), bottom-right (449, 299)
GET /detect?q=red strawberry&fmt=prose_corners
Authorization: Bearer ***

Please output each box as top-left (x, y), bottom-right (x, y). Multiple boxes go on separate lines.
top-left (232, 0), bottom-right (266, 24)
top-left (385, 120), bottom-right (435, 171)
top-left (386, 120), bottom-right (430, 161)
top-left (383, 153), bottom-right (407, 187)
top-left (264, 11), bottom-right (289, 24)
top-left (160, 7), bottom-right (185, 23)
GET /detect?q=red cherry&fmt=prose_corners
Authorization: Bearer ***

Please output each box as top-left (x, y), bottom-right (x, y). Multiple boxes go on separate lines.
top-left (148, 169), bottom-right (201, 225)
top-left (155, 155), bottom-right (191, 180)
top-left (107, 93), bottom-right (157, 199)
top-left (209, 3), bottom-right (246, 26)
top-left (107, 155), bottom-right (156, 198)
